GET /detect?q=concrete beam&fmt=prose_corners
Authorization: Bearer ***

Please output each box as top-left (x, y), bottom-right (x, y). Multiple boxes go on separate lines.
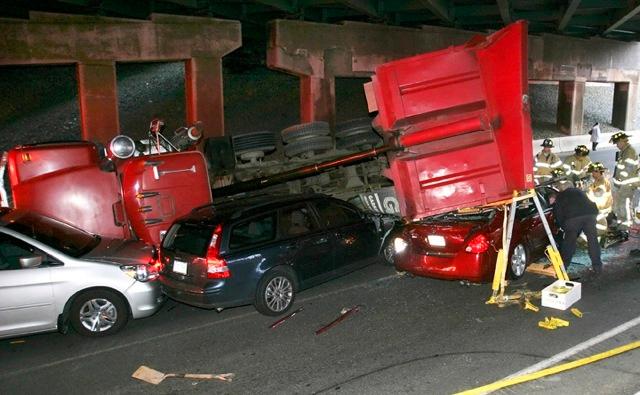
top-left (556, 80), bottom-right (585, 135)
top-left (612, 82), bottom-right (638, 130)
top-left (339, 0), bottom-right (380, 18)
top-left (267, 19), bottom-right (474, 124)
top-left (0, 12), bottom-right (241, 142)
top-left (418, 0), bottom-right (452, 23)
top-left (528, 33), bottom-right (640, 83)
top-left (77, 61), bottom-right (120, 143)
top-left (268, 19), bottom-right (474, 78)
top-left (603, 4), bottom-right (640, 35)
top-left (496, 0), bottom-right (511, 25)
top-left (558, 0), bottom-right (581, 31)
top-left (185, 57), bottom-right (225, 138)
top-left (268, 19), bottom-right (640, 127)
top-left (0, 12), bottom-right (241, 64)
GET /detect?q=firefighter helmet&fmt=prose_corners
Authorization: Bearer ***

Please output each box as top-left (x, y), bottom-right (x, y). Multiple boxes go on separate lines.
top-left (574, 145), bottom-right (589, 156)
top-left (541, 138), bottom-right (554, 148)
top-left (610, 132), bottom-right (630, 143)
top-left (588, 162), bottom-right (606, 173)
top-left (551, 168), bottom-right (565, 178)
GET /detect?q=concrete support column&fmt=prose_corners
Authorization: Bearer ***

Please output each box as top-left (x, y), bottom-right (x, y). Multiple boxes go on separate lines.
top-left (300, 75), bottom-right (335, 125)
top-left (556, 80), bottom-right (585, 135)
top-left (185, 57), bottom-right (224, 138)
top-left (76, 61), bottom-right (119, 144)
top-left (612, 82), bottom-right (638, 131)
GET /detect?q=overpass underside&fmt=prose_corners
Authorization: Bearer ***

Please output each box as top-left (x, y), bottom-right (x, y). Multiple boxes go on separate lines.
top-left (1, 14), bottom-right (638, 142)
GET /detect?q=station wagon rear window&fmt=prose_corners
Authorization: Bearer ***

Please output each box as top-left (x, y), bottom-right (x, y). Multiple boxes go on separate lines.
top-left (162, 223), bottom-right (214, 257)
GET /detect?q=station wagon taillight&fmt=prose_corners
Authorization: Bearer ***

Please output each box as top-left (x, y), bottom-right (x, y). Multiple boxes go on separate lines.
top-left (465, 234), bottom-right (489, 254)
top-left (206, 225), bottom-right (230, 279)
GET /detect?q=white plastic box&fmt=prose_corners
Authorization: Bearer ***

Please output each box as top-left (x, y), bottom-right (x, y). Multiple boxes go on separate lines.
top-left (541, 280), bottom-right (581, 310)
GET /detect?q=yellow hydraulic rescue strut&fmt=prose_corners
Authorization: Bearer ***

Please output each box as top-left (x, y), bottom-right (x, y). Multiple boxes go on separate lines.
top-left (486, 189), bottom-right (569, 306)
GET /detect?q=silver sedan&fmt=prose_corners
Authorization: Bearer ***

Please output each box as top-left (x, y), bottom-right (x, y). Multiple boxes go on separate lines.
top-left (0, 210), bottom-right (164, 338)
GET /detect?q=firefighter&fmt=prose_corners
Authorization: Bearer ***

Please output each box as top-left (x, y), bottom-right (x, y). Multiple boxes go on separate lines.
top-left (534, 138), bottom-right (562, 184)
top-left (562, 144), bottom-right (592, 187)
top-left (610, 132), bottom-right (639, 234)
top-left (585, 162), bottom-right (612, 238)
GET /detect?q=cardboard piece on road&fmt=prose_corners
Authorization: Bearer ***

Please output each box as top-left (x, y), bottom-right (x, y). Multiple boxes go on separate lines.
top-left (132, 365), bottom-right (234, 385)
top-left (526, 262), bottom-right (557, 278)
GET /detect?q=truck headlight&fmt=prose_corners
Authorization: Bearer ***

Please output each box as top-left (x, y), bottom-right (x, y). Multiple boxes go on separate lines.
top-left (110, 135), bottom-right (136, 159)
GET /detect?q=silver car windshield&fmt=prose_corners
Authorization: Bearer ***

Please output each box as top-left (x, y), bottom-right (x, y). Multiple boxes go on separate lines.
top-left (4, 212), bottom-right (100, 257)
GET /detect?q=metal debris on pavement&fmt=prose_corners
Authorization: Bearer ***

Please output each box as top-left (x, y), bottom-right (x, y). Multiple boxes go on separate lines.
top-left (523, 300), bottom-right (540, 312)
top-left (132, 365), bottom-right (234, 385)
top-left (538, 316), bottom-right (570, 330)
top-left (269, 307), bottom-right (303, 329)
top-left (315, 305), bottom-right (361, 335)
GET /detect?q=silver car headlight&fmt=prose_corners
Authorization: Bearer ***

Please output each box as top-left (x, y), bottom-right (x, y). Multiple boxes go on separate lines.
top-left (121, 264), bottom-right (159, 282)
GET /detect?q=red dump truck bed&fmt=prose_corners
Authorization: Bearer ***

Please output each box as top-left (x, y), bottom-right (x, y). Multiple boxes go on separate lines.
top-left (367, 21), bottom-right (533, 220)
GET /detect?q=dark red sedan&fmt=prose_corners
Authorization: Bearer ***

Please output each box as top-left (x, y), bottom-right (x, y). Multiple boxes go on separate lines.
top-left (391, 187), bottom-right (557, 283)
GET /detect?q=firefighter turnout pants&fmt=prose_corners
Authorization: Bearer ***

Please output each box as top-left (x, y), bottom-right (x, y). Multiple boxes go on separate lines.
top-left (613, 185), bottom-right (636, 230)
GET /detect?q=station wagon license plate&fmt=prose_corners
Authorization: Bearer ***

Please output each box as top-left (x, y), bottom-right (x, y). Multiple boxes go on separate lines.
top-left (173, 260), bottom-right (188, 275)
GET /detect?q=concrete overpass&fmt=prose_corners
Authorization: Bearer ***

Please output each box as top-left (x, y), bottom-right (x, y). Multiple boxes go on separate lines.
top-left (1, 9), bottom-right (640, 142)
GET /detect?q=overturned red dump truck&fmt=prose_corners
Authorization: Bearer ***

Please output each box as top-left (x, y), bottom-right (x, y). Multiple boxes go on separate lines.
top-left (4, 21), bottom-right (532, 246)
top-left (366, 20), bottom-right (533, 219)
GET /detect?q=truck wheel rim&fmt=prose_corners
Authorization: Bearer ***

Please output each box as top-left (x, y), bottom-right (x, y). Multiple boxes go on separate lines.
top-left (511, 244), bottom-right (527, 277)
top-left (79, 298), bottom-right (117, 332)
top-left (265, 276), bottom-right (293, 312)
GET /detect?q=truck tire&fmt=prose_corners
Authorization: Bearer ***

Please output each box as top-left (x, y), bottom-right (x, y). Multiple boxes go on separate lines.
top-left (284, 136), bottom-right (333, 157)
top-left (281, 121), bottom-right (330, 143)
top-left (232, 131), bottom-right (276, 155)
top-left (336, 133), bottom-right (382, 150)
top-left (335, 117), bottom-right (375, 139)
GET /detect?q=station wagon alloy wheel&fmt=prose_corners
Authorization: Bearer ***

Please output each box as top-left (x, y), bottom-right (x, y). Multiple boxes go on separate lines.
top-left (265, 276), bottom-right (293, 313)
top-left (255, 268), bottom-right (297, 316)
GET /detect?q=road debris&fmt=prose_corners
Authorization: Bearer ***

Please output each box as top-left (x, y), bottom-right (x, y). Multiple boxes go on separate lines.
top-left (315, 305), bottom-right (360, 335)
top-left (538, 316), bottom-right (570, 330)
top-left (269, 307), bottom-right (303, 329)
top-left (9, 340), bottom-right (26, 344)
top-left (523, 300), bottom-right (539, 312)
top-left (571, 307), bottom-right (583, 318)
top-left (132, 365), bottom-right (234, 385)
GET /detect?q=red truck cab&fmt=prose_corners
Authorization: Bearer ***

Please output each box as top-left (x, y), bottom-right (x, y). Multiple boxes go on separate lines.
top-left (7, 141), bottom-right (212, 246)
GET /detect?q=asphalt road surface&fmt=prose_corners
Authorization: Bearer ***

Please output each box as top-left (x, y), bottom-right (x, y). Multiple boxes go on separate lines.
top-left (2, 238), bottom-right (640, 394)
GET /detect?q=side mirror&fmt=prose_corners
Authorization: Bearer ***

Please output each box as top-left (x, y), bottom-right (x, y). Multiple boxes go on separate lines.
top-left (19, 255), bottom-right (43, 269)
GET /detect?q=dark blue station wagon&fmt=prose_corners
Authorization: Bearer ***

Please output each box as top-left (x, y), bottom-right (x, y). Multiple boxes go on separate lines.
top-left (159, 194), bottom-right (384, 316)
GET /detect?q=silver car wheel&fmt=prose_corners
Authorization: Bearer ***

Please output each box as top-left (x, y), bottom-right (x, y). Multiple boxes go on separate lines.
top-left (264, 276), bottom-right (293, 313)
top-left (510, 244), bottom-right (527, 277)
top-left (79, 298), bottom-right (118, 332)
